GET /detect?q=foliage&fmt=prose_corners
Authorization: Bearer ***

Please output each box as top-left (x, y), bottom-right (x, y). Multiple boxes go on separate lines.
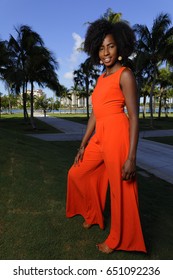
top-left (0, 93), bottom-right (18, 113)
top-left (34, 94), bottom-right (60, 114)
top-left (134, 13), bottom-right (173, 126)
top-left (5, 25), bottom-right (60, 123)
top-left (74, 57), bottom-right (100, 119)
top-left (0, 40), bottom-right (10, 80)
top-left (102, 8), bottom-right (130, 25)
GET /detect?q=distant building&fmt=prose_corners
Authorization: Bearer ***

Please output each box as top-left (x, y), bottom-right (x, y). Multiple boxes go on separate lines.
top-left (26, 89), bottom-right (44, 98)
top-left (17, 89), bottom-right (44, 107)
top-left (60, 92), bottom-right (92, 108)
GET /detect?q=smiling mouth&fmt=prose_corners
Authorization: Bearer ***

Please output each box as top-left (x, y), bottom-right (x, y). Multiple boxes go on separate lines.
top-left (104, 58), bottom-right (111, 63)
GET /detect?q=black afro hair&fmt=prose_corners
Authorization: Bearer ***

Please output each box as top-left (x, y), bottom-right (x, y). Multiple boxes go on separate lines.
top-left (84, 19), bottom-right (136, 65)
top-left (113, 21), bottom-right (136, 59)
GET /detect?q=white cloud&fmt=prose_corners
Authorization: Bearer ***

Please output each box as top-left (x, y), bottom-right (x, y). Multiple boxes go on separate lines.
top-left (63, 32), bottom-right (86, 87)
top-left (64, 71), bottom-right (73, 80)
top-left (69, 32), bottom-right (84, 64)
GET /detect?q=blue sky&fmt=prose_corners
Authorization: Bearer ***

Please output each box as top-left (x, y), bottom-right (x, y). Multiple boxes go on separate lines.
top-left (0, 0), bottom-right (173, 98)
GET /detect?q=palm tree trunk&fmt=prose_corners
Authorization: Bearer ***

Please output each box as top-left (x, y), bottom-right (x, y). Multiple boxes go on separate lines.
top-left (149, 90), bottom-right (154, 127)
top-left (158, 89), bottom-right (163, 119)
top-left (30, 81), bottom-right (34, 118)
top-left (30, 81), bottom-right (36, 129)
top-left (143, 95), bottom-right (146, 118)
top-left (149, 68), bottom-right (157, 128)
top-left (23, 83), bottom-right (29, 122)
top-left (59, 96), bottom-right (62, 114)
top-left (85, 79), bottom-right (90, 120)
top-left (137, 79), bottom-right (142, 117)
top-left (164, 96), bottom-right (168, 117)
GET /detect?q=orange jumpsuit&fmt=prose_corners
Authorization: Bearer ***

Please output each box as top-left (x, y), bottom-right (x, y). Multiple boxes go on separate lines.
top-left (66, 67), bottom-right (146, 252)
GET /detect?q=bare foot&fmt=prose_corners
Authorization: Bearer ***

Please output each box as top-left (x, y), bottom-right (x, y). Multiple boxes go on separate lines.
top-left (97, 242), bottom-right (113, 254)
top-left (83, 221), bottom-right (92, 229)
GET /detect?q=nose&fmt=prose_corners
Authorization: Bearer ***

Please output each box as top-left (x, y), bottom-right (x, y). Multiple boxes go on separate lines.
top-left (104, 47), bottom-right (109, 56)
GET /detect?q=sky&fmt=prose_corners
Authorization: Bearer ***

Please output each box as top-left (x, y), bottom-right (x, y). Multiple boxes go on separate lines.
top-left (0, 0), bottom-right (173, 98)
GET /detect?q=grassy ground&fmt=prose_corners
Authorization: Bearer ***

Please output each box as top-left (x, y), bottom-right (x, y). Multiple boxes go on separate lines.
top-left (143, 136), bottom-right (173, 146)
top-left (138, 115), bottom-right (173, 131)
top-left (0, 113), bottom-right (61, 134)
top-left (0, 114), bottom-right (173, 260)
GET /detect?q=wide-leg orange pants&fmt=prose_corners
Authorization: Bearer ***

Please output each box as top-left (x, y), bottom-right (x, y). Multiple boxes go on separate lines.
top-left (66, 113), bottom-right (146, 252)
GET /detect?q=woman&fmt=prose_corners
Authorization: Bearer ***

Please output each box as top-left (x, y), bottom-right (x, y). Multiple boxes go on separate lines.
top-left (66, 19), bottom-right (146, 254)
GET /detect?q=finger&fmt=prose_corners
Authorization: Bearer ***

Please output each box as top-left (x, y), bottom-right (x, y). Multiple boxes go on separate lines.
top-left (123, 173), bottom-right (130, 181)
top-left (74, 156), bottom-right (79, 166)
top-left (122, 174), bottom-right (128, 180)
top-left (80, 154), bottom-right (83, 162)
top-left (127, 172), bottom-right (136, 180)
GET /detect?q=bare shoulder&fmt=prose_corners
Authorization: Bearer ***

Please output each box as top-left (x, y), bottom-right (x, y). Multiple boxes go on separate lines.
top-left (121, 67), bottom-right (135, 79)
top-left (120, 67), bottom-right (136, 87)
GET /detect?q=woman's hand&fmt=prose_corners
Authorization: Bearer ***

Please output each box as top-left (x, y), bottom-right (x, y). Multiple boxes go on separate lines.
top-left (122, 158), bottom-right (136, 181)
top-left (74, 146), bottom-right (85, 166)
top-left (73, 111), bottom-right (95, 167)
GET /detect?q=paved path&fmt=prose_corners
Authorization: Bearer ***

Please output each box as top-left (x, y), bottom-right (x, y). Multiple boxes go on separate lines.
top-left (29, 116), bottom-right (86, 141)
top-left (28, 115), bottom-right (173, 184)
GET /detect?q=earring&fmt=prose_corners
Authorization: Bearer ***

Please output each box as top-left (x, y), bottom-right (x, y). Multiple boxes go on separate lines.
top-left (118, 56), bottom-right (122, 61)
top-left (100, 60), bottom-right (103, 64)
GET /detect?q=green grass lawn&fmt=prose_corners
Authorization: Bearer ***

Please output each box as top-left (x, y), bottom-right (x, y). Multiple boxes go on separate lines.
top-left (0, 114), bottom-right (173, 260)
top-left (0, 113), bottom-right (61, 134)
top-left (143, 136), bottom-right (173, 146)
top-left (138, 115), bottom-right (173, 131)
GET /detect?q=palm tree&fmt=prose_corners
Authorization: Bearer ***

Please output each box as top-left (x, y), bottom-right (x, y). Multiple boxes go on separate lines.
top-left (134, 13), bottom-right (173, 127)
top-left (0, 92), bottom-right (2, 118)
top-left (156, 67), bottom-right (173, 118)
top-left (0, 40), bottom-right (15, 94)
top-left (34, 94), bottom-right (52, 117)
top-left (102, 8), bottom-right (126, 24)
top-left (0, 39), bottom-right (21, 115)
top-left (7, 25), bottom-right (60, 125)
top-left (25, 45), bottom-right (59, 126)
top-left (0, 40), bottom-right (10, 80)
top-left (71, 84), bottom-right (88, 112)
top-left (8, 25), bottom-right (44, 120)
top-left (58, 85), bottom-right (71, 110)
top-left (74, 57), bottom-right (100, 119)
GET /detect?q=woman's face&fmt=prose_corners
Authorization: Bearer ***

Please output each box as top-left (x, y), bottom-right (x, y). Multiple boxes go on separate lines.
top-left (99, 34), bottom-right (118, 67)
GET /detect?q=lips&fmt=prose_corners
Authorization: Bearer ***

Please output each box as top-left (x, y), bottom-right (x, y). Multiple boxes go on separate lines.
top-left (104, 58), bottom-right (111, 63)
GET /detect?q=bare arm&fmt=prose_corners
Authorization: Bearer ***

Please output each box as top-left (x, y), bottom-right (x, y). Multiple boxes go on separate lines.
top-left (74, 111), bottom-right (96, 165)
top-left (80, 110), bottom-right (96, 148)
top-left (120, 68), bottom-right (139, 180)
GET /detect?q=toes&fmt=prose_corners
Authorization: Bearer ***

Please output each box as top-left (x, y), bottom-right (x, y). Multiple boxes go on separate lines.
top-left (97, 242), bottom-right (113, 254)
top-left (83, 221), bottom-right (92, 229)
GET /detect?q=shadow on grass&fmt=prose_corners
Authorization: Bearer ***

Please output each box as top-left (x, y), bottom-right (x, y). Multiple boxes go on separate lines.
top-left (0, 115), bottom-right (61, 134)
top-left (139, 116), bottom-right (173, 131)
top-left (137, 170), bottom-right (173, 260)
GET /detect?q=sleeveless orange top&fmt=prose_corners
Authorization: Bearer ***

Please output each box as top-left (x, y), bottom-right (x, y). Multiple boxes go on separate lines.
top-left (92, 67), bottom-right (126, 119)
